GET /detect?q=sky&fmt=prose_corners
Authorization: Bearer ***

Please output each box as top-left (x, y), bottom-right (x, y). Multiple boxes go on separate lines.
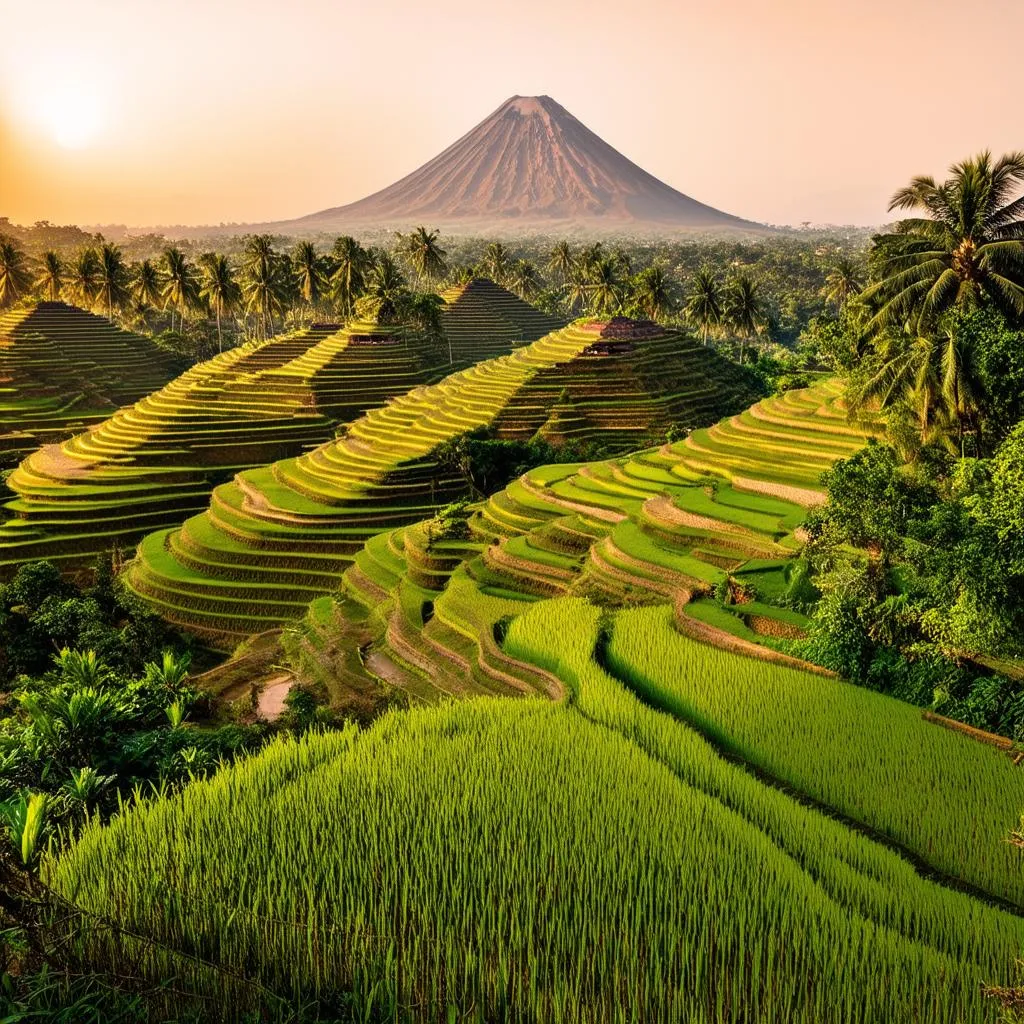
top-left (1, 0), bottom-right (1020, 229)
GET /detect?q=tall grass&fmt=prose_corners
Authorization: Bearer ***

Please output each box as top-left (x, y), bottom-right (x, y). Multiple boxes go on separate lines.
top-left (604, 603), bottom-right (1024, 906)
top-left (44, 596), bottom-right (1024, 1023)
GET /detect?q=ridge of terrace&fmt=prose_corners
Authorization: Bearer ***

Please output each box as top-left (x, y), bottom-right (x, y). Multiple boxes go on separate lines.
top-left (126, 317), bottom-right (761, 637)
top-left (0, 302), bottom-right (181, 467)
top-left (0, 318), bottom-right (446, 574)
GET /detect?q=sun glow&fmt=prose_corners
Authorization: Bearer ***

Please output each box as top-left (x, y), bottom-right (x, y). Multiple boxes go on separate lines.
top-left (35, 91), bottom-right (104, 149)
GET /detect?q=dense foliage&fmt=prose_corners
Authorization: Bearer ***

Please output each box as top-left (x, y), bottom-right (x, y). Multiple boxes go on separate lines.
top-left (0, 218), bottom-right (868, 372)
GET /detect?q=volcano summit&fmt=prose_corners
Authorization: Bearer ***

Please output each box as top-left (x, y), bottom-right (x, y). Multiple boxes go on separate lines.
top-left (283, 96), bottom-right (758, 235)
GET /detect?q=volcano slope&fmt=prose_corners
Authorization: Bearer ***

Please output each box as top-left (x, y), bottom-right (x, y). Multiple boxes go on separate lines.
top-left (0, 319), bottom-right (450, 576)
top-left (126, 318), bottom-right (760, 639)
top-left (0, 302), bottom-right (181, 468)
top-left (283, 94), bottom-right (756, 234)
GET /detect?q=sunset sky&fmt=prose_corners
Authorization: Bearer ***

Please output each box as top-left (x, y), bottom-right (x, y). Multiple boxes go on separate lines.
top-left (1, 0), bottom-right (1019, 229)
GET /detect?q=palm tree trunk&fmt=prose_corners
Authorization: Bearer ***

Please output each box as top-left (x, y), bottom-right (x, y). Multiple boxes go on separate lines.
top-left (216, 307), bottom-right (223, 354)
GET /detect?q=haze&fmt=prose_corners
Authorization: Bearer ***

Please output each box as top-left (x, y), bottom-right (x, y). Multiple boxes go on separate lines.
top-left (1, 0), bottom-right (1020, 229)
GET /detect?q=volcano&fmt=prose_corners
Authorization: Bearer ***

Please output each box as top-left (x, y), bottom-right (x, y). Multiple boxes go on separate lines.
top-left (282, 96), bottom-right (757, 234)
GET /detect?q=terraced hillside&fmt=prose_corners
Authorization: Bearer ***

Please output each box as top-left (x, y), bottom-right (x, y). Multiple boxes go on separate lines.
top-left (50, 378), bottom-right (1024, 1023)
top-left (0, 302), bottom-right (181, 468)
top-left (338, 379), bottom-right (880, 701)
top-left (440, 277), bottom-right (565, 363)
top-left (0, 319), bottom-right (445, 575)
top-left (127, 318), bottom-right (760, 638)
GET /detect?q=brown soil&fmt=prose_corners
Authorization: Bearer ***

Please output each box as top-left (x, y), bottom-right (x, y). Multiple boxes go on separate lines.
top-left (732, 475), bottom-right (826, 508)
top-left (921, 710), bottom-right (1015, 752)
top-left (643, 494), bottom-right (754, 537)
top-left (257, 674), bottom-right (294, 720)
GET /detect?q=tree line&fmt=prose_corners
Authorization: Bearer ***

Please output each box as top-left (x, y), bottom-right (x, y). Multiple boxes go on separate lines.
top-left (0, 224), bottom-right (864, 369)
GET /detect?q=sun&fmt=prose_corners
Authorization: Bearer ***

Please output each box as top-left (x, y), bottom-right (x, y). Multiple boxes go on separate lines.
top-left (14, 80), bottom-right (106, 150)
top-left (39, 93), bottom-right (103, 149)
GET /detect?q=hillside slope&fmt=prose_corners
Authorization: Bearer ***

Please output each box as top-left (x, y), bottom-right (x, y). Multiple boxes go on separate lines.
top-left (126, 317), bottom-right (760, 637)
top-left (0, 319), bottom-right (445, 574)
top-left (0, 302), bottom-right (181, 467)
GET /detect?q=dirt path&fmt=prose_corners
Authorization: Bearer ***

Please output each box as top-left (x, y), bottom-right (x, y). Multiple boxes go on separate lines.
top-left (257, 673), bottom-right (294, 720)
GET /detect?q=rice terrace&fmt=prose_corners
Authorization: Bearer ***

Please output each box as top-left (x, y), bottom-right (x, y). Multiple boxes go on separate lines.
top-left (3, 3), bottom-right (1024, 1023)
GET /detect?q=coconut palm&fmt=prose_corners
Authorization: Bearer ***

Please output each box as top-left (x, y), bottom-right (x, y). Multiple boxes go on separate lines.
top-left (481, 242), bottom-right (510, 285)
top-left (822, 254), bottom-right (864, 310)
top-left (67, 248), bottom-right (100, 309)
top-left (398, 227), bottom-right (447, 284)
top-left (684, 266), bottom-right (723, 345)
top-left (132, 258), bottom-right (162, 310)
top-left (403, 292), bottom-right (450, 361)
top-left (330, 236), bottom-right (368, 318)
top-left (547, 241), bottom-right (574, 284)
top-left (725, 274), bottom-right (765, 364)
top-left (611, 248), bottom-right (633, 277)
top-left (0, 241), bottom-right (33, 309)
top-left (292, 241), bottom-right (328, 313)
top-left (587, 257), bottom-right (624, 316)
top-left (240, 236), bottom-right (288, 341)
top-left (577, 243), bottom-right (604, 278)
top-left (507, 259), bottom-right (540, 300)
top-left (564, 261), bottom-right (592, 314)
top-left (161, 247), bottom-right (200, 333)
top-left (357, 253), bottom-right (407, 323)
top-left (631, 265), bottom-right (673, 321)
top-left (94, 243), bottom-right (131, 321)
top-left (853, 322), bottom-right (985, 452)
top-left (199, 253), bottom-right (241, 353)
top-left (35, 251), bottom-right (63, 302)
top-left (863, 151), bottom-right (1024, 336)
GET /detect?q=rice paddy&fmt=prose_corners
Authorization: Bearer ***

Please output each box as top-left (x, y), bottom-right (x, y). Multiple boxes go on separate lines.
top-left (339, 378), bottom-right (881, 699)
top-left (0, 301), bottom-right (181, 468)
top-left (46, 596), bottom-right (1024, 1023)
top-left (124, 317), bottom-right (759, 640)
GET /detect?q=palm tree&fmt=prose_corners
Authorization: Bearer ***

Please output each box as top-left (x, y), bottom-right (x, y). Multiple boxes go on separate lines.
top-left (725, 274), bottom-right (765, 364)
top-left (35, 251), bottom-right (63, 302)
top-left (94, 243), bottom-right (130, 321)
top-left (0, 241), bottom-right (33, 309)
top-left (852, 323), bottom-right (984, 451)
top-left (67, 248), bottom-right (100, 309)
top-left (611, 247), bottom-right (633, 277)
top-left (357, 253), bottom-right (407, 323)
top-left (863, 151), bottom-right (1024, 336)
top-left (292, 241), bottom-right (327, 315)
top-left (240, 236), bottom-right (287, 341)
top-left (398, 226), bottom-right (447, 284)
top-left (199, 253), bottom-right (241, 353)
top-left (330, 236), bottom-right (368, 318)
top-left (577, 243), bottom-right (604, 278)
top-left (684, 266), bottom-right (723, 345)
top-left (132, 258), bottom-right (162, 311)
top-left (507, 259), bottom-right (540, 300)
top-left (587, 257), bottom-right (623, 316)
top-left (403, 292), bottom-right (450, 361)
top-left (481, 242), bottom-right (510, 285)
top-left (161, 247), bottom-right (200, 333)
top-left (822, 254), bottom-right (864, 310)
top-left (631, 265), bottom-right (673, 320)
top-left (564, 260), bottom-right (592, 314)
top-left (547, 241), bottom-right (574, 284)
